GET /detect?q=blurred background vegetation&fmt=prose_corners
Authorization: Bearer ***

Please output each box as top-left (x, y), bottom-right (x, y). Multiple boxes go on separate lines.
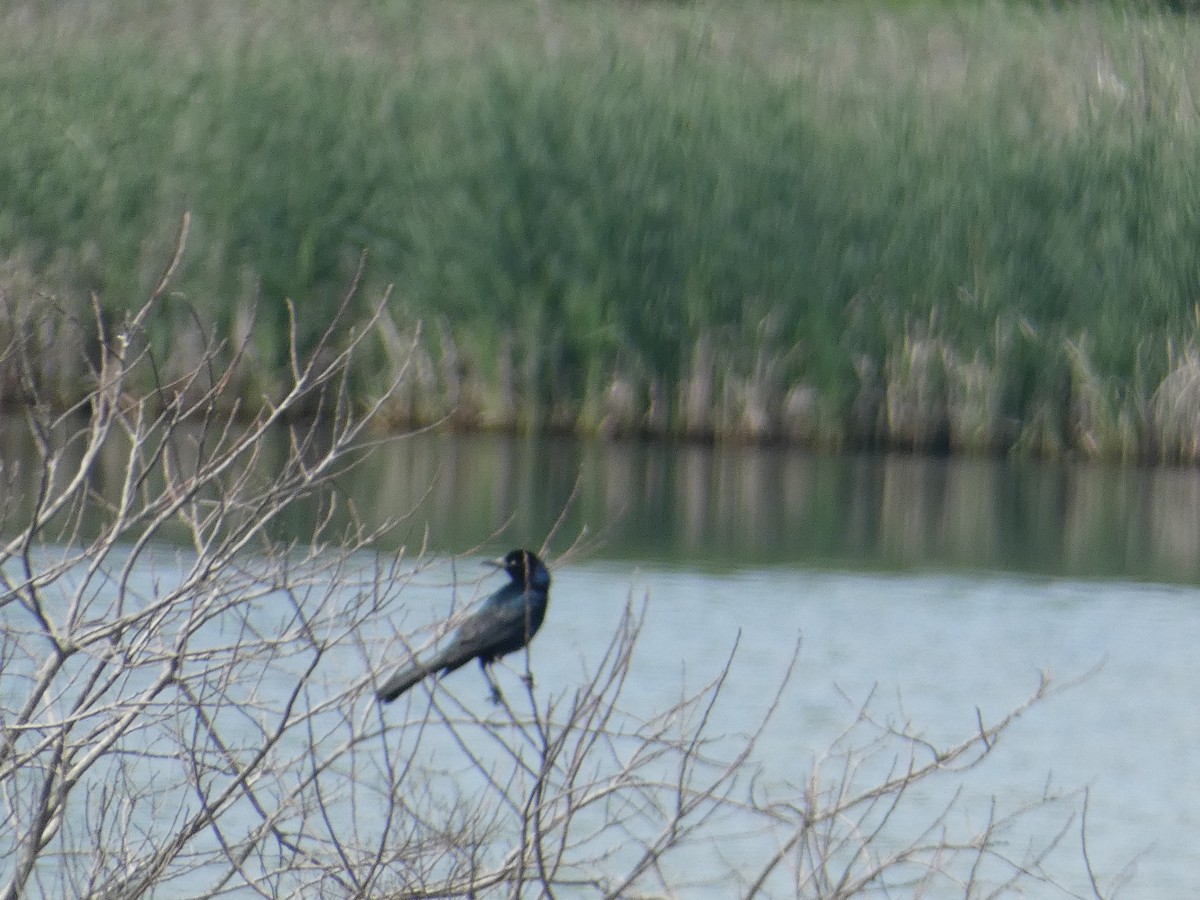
top-left (3, 0), bottom-right (1200, 459)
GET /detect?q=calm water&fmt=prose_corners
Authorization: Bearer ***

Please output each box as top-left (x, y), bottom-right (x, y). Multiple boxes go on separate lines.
top-left (3, 423), bottom-right (1200, 895)
top-left (285, 431), bottom-right (1200, 583)
top-left (7, 418), bottom-right (1200, 581)
top-left (566, 566), bottom-right (1200, 897)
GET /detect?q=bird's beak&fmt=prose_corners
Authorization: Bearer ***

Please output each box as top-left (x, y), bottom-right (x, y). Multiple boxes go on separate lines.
top-left (482, 556), bottom-right (505, 570)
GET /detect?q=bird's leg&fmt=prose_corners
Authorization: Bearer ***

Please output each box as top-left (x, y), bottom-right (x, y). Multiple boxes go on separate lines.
top-left (480, 658), bottom-right (504, 704)
top-left (520, 647), bottom-right (536, 691)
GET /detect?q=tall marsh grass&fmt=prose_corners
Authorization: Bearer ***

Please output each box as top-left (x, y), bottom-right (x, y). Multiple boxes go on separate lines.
top-left (3, 0), bottom-right (1200, 457)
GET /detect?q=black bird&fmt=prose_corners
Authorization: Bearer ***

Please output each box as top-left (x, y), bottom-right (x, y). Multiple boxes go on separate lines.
top-left (376, 549), bottom-right (551, 703)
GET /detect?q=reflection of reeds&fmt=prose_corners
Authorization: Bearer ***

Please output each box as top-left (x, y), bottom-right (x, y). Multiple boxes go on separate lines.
top-left (6, 384), bottom-right (1200, 580)
top-left (288, 428), bottom-right (1200, 580)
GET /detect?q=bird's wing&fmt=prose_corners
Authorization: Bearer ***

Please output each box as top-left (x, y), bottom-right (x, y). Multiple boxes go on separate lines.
top-left (377, 587), bottom-right (543, 702)
top-left (440, 593), bottom-right (536, 666)
top-left (376, 603), bottom-right (518, 701)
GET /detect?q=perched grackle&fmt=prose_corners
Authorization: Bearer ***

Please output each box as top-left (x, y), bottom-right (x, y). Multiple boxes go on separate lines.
top-left (376, 549), bottom-right (551, 703)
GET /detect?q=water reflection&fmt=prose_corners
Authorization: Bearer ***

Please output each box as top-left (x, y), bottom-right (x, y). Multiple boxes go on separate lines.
top-left (311, 431), bottom-right (1200, 582)
top-left (3, 416), bottom-right (1200, 582)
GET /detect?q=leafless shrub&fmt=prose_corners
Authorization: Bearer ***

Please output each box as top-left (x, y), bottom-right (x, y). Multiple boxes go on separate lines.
top-left (0, 220), bottom-right (405, 899)
top-left (0, 224), bottom-right (1119, 898)
top-left (742, 673), bottom-right (1117, 898)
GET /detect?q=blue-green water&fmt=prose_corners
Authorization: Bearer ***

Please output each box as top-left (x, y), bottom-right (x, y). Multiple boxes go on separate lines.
top-left (376, 559), bottom-right (1200, 895)
top-left (7, 419), bottom-right (1200, 582)
top-left (3, 424), bottom-right (1199, 895)
top-left (260, 430), bottom-right (1200, 583)
top-left (579, 565), bottom-right (1198, 896)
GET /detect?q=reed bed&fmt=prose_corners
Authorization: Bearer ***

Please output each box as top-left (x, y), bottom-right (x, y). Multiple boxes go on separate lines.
top-left (3, 0), bottom-right (1200, 458)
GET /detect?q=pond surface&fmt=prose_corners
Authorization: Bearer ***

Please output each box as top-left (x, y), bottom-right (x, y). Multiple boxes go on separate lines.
top-left (7, 418), bottom-right (1200, 582)
top-left (3, 423), bottom-right (1199, 895)
top-left (352, 554), bottom-right (1198, 896)
top-left (297, 432), bottom-right (1200, 895)
top-left (281, 430), bottom-right (1200, 583)
top-left (557, 564), bottom-right (1198, 897)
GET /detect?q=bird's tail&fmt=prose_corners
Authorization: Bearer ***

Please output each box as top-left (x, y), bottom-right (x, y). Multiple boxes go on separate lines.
top-left (376, 646), bottom-right (476, 703)
top-left (376, 663), bottom-right (432, 703)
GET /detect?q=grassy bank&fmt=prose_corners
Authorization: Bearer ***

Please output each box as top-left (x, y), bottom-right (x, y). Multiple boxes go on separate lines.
top-left (3, 0), bottom-right (1200, 459)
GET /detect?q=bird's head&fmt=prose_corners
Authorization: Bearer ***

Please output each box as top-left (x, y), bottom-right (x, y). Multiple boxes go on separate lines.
top-left (486, 548), bottom-right (550, 591)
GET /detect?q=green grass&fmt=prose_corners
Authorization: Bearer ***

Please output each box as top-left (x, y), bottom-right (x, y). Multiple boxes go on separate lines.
top-left (3, 0), bottom-right (1200, 457)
